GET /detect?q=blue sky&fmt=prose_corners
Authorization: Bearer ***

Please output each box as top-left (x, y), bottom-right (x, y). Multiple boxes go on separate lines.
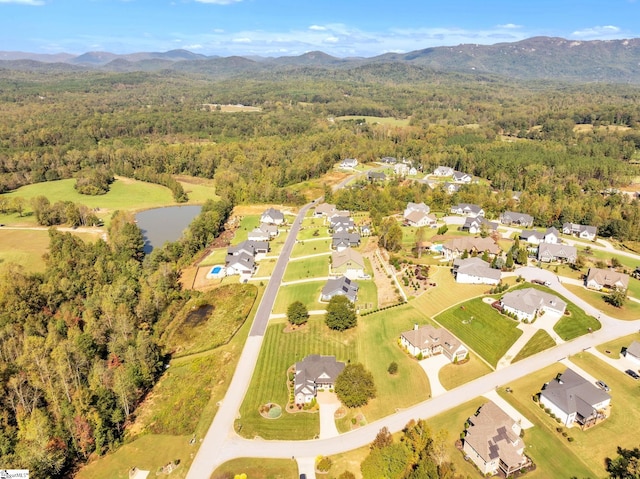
top-left (1, 0), bottom-right (639, 57)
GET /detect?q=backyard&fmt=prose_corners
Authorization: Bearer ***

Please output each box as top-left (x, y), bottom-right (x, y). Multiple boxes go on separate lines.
top-left (563, 283), bottom-right (640, 321)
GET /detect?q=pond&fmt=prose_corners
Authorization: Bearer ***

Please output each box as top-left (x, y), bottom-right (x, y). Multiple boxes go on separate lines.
top-left (135, 205), bottom-right (202, 253)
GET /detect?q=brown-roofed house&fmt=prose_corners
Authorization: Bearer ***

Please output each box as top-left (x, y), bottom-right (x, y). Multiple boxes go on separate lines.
top-left (443, 237), bottom-right (501, 260)
top-left (400, 324), bottom-right (468, 362)
top-left (585, 267), bottom-right (630, 291)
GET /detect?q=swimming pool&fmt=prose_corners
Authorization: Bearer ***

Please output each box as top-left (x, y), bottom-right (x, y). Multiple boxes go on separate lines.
top-left (211, 266), bottom-right (222, 274)
top-left (430, 244), bottom-right (444, 253)
top-left (207, 265), bottom-right (226, 279)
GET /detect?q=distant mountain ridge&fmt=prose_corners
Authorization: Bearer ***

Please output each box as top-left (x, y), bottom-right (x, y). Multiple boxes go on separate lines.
top-left (2, 37), bottom-right (640, 83)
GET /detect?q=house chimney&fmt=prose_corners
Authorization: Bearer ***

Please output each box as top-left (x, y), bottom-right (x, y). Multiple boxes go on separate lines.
top-left (414, 324), bottom-right (419, 331)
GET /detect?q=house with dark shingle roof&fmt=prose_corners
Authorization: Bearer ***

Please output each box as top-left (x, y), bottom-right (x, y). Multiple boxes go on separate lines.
top-left (450, 203), bottom-right (484, 217)
top-left (625, 341), bottom-right (640, 364)
top-left (500, 211), bottom-right (534, 227)
top-left (463, 401), bottom-right (531, 477)
top-left (462, 216), bottom-right (498, 235)
top-left (331, 232), bottom-right (361, 251)
top-left (562, 222), bottom-right (597, 241)
top-left (537, 243), bottom-right (577, 264)
top-left (260, 207), bottom-right (285, 225)
top-left (321, 276), bottom-right (359, 303)
top-left (294, 355), bottom-right (345, 404)
top-left (539, 368), bottom-right (611, 428)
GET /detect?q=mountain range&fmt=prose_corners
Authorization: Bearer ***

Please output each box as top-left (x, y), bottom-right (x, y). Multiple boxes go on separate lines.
top-left (2, 36), bottom-right (640, 83)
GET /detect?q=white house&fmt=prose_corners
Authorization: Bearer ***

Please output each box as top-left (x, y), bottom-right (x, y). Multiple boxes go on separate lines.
top-left (400, 324), bottom-right (468, 362)
top-left (452, 171), bottom-right (472, 184)
top-left (539, 368), bottom-right (611, 428)
top-left (453, 257), bottom-right (501, 285)
top-left (538, 243), bottom-right (577, 264)
top-left (500, 211), bottom-right (534, 227)
top-left (225, 252), bottom-right (256, 276)
top-left (405, 211), bottom-right (437, 228)
top-left (433, 166), bottom-right (454, 177)
top-left (442, 182), bottom-right (461, 194)
top-left (404, 202), bottom-right (430, 218)
top-left (463, 401), bottom-right (531, 477)
top-left (543, 227), bottom-right (561, 244)
top-left (331, 249), bottom-right (365, 279)
top-left (260, 207), bottom-right (285, 225)
top-left (450, 203), bottom-right (484, 217)
top-left (500, 287), bottom-right (566, 321)
top-left (520, 230), bottom-right (544, 245)
top-left (321, 276), bottom-right (359, 302)
top-left (585, 267), bottom-right (630, 291)
top-left (339, 158), bottom-right (358, 168)
top-left (624, 341), bottom-right (640, 364)
top-left (294, 355), bottom-right (345, 404)
top-left (562, 222), bottom-right (597, 241)
top-left (462, 216), bottom-right (498, 235)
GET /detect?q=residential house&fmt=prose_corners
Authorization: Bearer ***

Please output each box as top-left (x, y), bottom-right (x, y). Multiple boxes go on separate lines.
top-left (537, 243), bottom-right (577, 263)
top-left (442, 237), bottom-right (501, 261)
top-left (227, 239), bottom-right (269, 257)
top-left (294, 355), bottom-right (345, 404)
top-left (394, 163), bottom-right (410, 176)
top-left (405, 211), bottom-right (437, 228)
top-left (450, 203), bottom-right (485, 217)
top-left (520, 230), bottom-right (544, 245)
top-left (433, 166), bottom-right (454, 177)
top-left (452, 171), bottom-right (472, 184)
top-left (367, 171), bottom-right (387, 182)
top-left (624, 341), bottom-right (640, 364)
top-left (442, 182), bottom-right (461, 194)
top-left (511, 191), bottom-right (522, 202)
top-left (329, 216), bottom-right (355, 233)
top-left (462, 216), bottom-right (498, 235)
top-left (331, 232), bottom-right (361, 251)
top-left (331, 249), bottom-right (365, 279)
top-left (225, 252), bottom-right (256, 276)
top-left (247, 228), bottom-right (270, 242)
top-left (400, 324), bottom-right (468, 362)
top-left (585, 267), bottom-right (630, 291)
top-left (380, 156), bottom-right (397, 164)
top-left (500, 287), bottom-right (566, 322)
top-left (314, 203), bottom-right (337, 218)
top-left (463, 401), bottom-right (531, 477)
top-left (260, 207), bottom-right (285, 225)
top-left (562, 222), bottom-right (597, 241)
top-left (360, 224), bottom-right (372, 237)
top-left (321, 276), bottom-right (359, 302)
top-left (404, 202), bottom-right (430, 218)
top-left (543, 227), bottom-right (561, 244)
top-left (339, 158), bottom-right (358, 168)
top-left (408, 166), bottom-right (418, 176)
top-left (539, 368), bottom-right (611, 428)
top-left (500, 211), bottom-right (534, 227)
top-left (453, 257), bottom-right (501, 285)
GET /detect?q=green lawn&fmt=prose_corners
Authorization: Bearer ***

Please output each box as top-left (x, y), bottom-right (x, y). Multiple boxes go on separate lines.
top-left (175, 175), bottom-right (218, 203)
top-left (435, 297), bottom-right (522, 367)
top-left (511, 329), bottom-right (556, 363)
top-left (355, 280), bottom-right (378, 312)
top-left (198, 247), bottom-right (227, 267)
top-left (273, 281), bottom-right (325, 314)
top-left (582, 246), bottom-right (640, 272)
top-left (595, 332), bottom-right (640, 358)
top-left (254, 257), bottom-right (278, 277)
top-left (627, 276), bottom-right (640, 301)
top-left (211, 458), bottom-right (298, 479)
top-left (438, 351), bottom-right (493, 390)
top-left (297, 217), bottom-right (330, 240)
top-left (563, 283), bottom-right (640, 321)
top-left (497, 363), bottom-right (602, 479)
top-left (232, 215), bottom-right (261, 245)
top-left (283, 255), bottom-right (330, 282)
top-left (290, 239), bottom-right (331, 258)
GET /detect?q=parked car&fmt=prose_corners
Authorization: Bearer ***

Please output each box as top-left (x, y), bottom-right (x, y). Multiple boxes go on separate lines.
top-left (625, 369), bottom-right (640, 380)
top-left (595, 380), bottom-right (610, 391)
top-left (532, 279), bottom-right (551, 286)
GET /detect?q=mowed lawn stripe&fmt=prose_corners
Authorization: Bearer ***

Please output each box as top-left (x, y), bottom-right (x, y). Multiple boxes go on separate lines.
top-left (435, 298), bottom-right (522, 367)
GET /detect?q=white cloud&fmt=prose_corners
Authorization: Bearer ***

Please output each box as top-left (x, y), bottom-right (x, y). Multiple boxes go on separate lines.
top-left (232, 37), bottom-right (252, 43)
top-left (571, 25), bottom-right (622, 38)
top-left (324, 36), bottom-right (339, 43)
top-left (309, 25), bottom-right (326, 31)
top-left (194, 0), bottom-right (242, 4)
top-left (0, 0), bottom-right (45, 4)
top-left (497, 23), bottom-right (522, 29)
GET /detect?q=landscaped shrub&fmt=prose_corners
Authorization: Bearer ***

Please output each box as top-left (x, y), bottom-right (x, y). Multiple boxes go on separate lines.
top-left (567, 437), bottom-right (574, 442)
top-left (316, 456), bottom-right (332, 472)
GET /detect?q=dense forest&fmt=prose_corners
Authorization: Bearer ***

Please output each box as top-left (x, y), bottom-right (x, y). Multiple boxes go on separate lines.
top-left (1, 64), bottom-right (640, 476)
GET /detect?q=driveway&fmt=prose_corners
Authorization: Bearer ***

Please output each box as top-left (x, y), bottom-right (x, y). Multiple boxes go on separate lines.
top-left (296, 456), bottom-right (316, 479)
top-left (316, 390), bottom-right (340, 439)
top-left (418, 354), bottom-right (450, 398)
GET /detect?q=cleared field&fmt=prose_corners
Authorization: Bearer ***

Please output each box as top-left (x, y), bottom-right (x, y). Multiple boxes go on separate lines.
top-left (355, 280), bottom-right (378, 312)
top-left (409, 266), bottom-right (488, 318)
top-left (595, 332), bottom-right (640, 358)
top-left (511, 329), bottom-right (556, 363)
top-left (272, 281), bottom-right (325, 314)
top-left (334, 115), bottom-right (411, 127)
top-left (291, 238), bottom-right (331, 258)
top-left (563, 283), bottom-right (640, 321)
top-left (283, 255), bottom-right (330, 282)
top-left (435, 297), bottom-right (522, 367)
top-left (174, 175), bottom-right (218, 203)
top-left (212, 458), bottom-right (297, 479)
top-left (231, 215), bottom-right (261, 245)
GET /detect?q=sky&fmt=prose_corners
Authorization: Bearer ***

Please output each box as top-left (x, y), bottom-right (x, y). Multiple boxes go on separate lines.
top-left (0, 0), bottom-right (639, 58)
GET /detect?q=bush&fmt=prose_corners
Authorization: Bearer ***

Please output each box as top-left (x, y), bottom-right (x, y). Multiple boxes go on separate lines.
top-left (316, 456), bottom-right (332, 472)
top-left (387, 361), bottom-right (398, 375)
top-left (567, 437), bottom-right (574, 442)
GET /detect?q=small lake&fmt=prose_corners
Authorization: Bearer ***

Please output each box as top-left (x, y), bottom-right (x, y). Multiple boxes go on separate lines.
top-left (135, 205), bottom-right (202, 254)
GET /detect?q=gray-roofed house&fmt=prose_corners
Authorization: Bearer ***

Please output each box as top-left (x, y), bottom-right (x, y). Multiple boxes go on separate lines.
top-left (227, 239), bottom-right (269, 256)
top-left (331, 249), bottom-right (365, 279)
top-left (314, 203), bottom-right (337, 218)
top-left (462, 216), bottom-right (498, 235)
top-left (329, 215), bottom-right (355, 233)
top-left (225, 252), bottom-right (256, 276)
top-left (562, 222), bottom-right (597, 241)
top-left (247, 228), bottom-right (270, 242)
top-left (339, 158), bottom-right (358, 168)
top-left (500, 287), bottom-right (566, 322)
top-left (452, 171), bottom-right (472, 184)
top-left (433, 166), bottom-right (454, 177)
top-left (543, 227), bottom-right (561, 244)
top-left (450, 203), bottom-right (485, 217)
top-left (404, 202), bottom-right (430, 218)
top-left (537, 243), bottom-right (577, 264)
top-left (520, 230), bottom-right (544, 245)
top-left (294, 355), bottom-right (345, 404)
top-left (463, 401), bottom-right (531, 477)
top-left (500, 211), bottom-right (534, 227)
top-left (321, 276), bottom-right (359, 303)
top-left (367, 171), bottom-right (387, 182)
top-left (331, 232), bottom-right (361, 252)
top-left (539, 368), bottom-right (611, 428)
top-left (585, 267), bottom-right (630, 291)
top-left (400, 324), bottom-right (468, 362)
top-left (453, 257), bottom-right (501, 285)
top-left (624, 340), bottom-right (640, 364)
top-left (260, 207), bottom-right (285, 225)
top-left (442, 182), bottom-right (461, 194)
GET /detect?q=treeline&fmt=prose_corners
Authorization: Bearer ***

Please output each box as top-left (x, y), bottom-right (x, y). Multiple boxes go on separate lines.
top-left (0, 197), bottom-right (232, 477)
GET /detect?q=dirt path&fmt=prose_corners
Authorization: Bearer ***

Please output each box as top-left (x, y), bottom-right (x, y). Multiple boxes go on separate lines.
top-left (362, 239), bottom-right (399, 307)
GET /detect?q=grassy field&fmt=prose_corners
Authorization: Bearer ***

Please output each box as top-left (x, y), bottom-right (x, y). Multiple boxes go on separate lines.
top-left (438, 351), bottom-right (493, 390)
top-left (231, 215), bottom-right (261, 245)
top-left (583, 246), bottom-right (640, 272)
top-left (497, 363), bottom-right (602, 478)
top-left (175, 175), bottom-right (218, 203)
top-left (435, 297), bottom-right (522, 367)
top-left (291, 238), bottom-right (331, 258)
top-left (198, 247), bottom-right (227, 267)
top-left (334, 115), bottom-right (411, 127)
top-left (272, 281), bottom-right (325, 314)
top-left (355, 280), bottom-right (378, 312)
top-left (254, 257), bottom-right (278, 277)
top-left (595, 332), bottom-right (640, 358)
top-left (0, 177), bottom-right (179, 226)
top-left (409, 266), bottom-right (489, 318)
top-left (511, 329), bottom-right (556, 363)
top-left (563, 283), bottom-right (640, 321)
top-left (212, 458), bottom-right (298, 479)
top-left (282, 255), bottom-right (330, 282)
